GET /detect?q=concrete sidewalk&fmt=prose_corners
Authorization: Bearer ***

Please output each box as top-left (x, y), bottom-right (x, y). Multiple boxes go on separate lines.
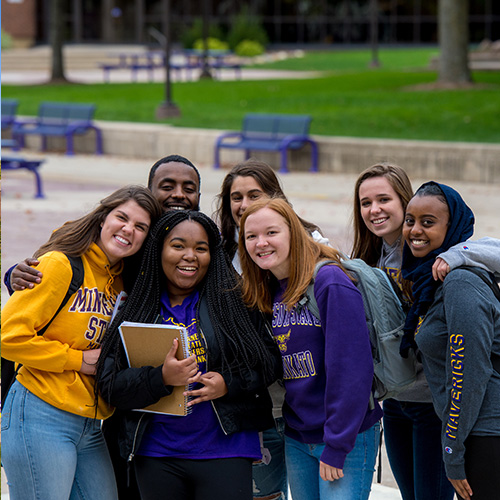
top-left (2, 149), bottom-right (493, 500)
top-left (0, 66), bottom-right (321, 85)
top-left (2, 150), bottom-right (498, 292)
top-left (1, 44), bottom-right (320, 85)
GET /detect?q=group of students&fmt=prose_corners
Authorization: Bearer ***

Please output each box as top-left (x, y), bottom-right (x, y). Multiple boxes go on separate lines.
top-left (1, 155), bottom-right (499, 500)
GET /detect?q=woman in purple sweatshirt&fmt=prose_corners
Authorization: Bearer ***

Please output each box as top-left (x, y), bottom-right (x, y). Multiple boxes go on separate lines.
top-left (238, 197), bottom-right (382, 500)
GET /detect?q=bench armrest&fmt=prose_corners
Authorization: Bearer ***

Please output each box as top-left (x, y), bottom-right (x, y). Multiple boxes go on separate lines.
top-left (215, 131), bottom-right (243, 146)
top-left (12, 118), bottom-right (39, 130)
top-left (280, 134), bottom-right (311, 146)
top-left (65, 121), bottom-right (95, 133)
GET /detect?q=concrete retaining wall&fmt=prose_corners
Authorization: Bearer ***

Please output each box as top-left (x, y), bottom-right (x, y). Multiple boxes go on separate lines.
top-left (15, 120), bottom-right (500, 184)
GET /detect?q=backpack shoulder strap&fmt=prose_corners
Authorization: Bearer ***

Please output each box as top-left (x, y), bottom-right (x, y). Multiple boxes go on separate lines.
top-left (297, 260), bottom-right (337, 320)
top-left (456, 265), bottom-right (500, 302)
top-left (38, 254), bottom-right (84, 336)
top-left (1, 254), bottom-right (85, 406)
top-left (456, 265), bottom-right (500, 374)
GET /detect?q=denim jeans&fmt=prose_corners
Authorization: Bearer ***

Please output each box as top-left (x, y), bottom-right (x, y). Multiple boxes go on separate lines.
top-left (383, 399), bottom-right (455, 500)
top-left (1, 380), bottom-right (118, 500)
top-left (284, 422), bottom-right (380, 500)
top-left (252, 417), bottom-right (288, 499)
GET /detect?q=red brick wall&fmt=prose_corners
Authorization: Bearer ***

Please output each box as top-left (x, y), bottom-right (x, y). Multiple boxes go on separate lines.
top-left (1, 0), bottom-right (36, 43)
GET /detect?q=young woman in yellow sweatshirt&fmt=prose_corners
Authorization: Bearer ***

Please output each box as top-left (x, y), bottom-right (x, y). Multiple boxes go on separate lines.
top-left (1, 185), bottom-right (161, 500)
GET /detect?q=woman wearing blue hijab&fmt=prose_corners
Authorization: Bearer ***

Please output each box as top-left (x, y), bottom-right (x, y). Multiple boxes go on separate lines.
top-left (402, 181), bottom-right (500, 500)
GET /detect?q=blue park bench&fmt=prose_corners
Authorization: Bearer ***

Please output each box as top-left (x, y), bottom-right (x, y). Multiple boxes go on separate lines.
top-left (12, 102), bottom-right (103, 156)
top-left (1, 98), bottom-right (19, 131)
top-left (2, 155), bottom-right (45, 198)
top-left (214, 113), bottom-right (318, 173)
top-left (99, 53), bottom-right (163, 83)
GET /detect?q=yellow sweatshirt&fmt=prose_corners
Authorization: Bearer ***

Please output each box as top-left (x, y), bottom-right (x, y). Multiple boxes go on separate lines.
top-left (1, 243), bottom-right (123, 419)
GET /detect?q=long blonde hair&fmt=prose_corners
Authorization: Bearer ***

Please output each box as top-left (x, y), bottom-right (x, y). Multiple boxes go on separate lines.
top-left (239, 198), bottom-right (345, 314)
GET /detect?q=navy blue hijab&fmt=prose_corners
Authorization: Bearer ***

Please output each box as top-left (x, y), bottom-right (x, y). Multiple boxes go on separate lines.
top-left (400, 181), bottom-right (475, 356)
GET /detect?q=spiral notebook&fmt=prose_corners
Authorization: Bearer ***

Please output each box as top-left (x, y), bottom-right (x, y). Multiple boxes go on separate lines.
top-left (118, 321), bottom-right (192, 416)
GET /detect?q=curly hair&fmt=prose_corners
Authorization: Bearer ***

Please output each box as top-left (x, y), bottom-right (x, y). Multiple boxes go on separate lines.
top-left (147, 155), bottom-right (201, 192)
top-left (96, 209), bottom-right (277, 402)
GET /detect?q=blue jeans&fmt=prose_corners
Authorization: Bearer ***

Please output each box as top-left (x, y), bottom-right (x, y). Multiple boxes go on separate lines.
top-left (1, 380), bottom-right (118, 500)
top-left (252, 417), bottom-right (288, 499)
top-left (383, 399), bottom-right (455, 500)
top-left (284, 422), bottom-right (380, 500)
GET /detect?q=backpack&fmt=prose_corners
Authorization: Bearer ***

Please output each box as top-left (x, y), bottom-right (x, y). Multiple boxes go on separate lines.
top-left (456, 265), bottom-right (500, 374)
top-left (298, 258), bottom-right (418, 403)
top-left (1, 255), bottom-right (84, 408)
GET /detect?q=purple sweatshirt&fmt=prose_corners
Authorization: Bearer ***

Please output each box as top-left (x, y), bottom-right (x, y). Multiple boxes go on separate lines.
top-left (272, 264), bottom-right (382, 469)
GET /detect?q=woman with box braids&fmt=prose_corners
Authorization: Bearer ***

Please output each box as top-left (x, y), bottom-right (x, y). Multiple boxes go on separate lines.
top-left (96, 209), bottom-right (281, 500)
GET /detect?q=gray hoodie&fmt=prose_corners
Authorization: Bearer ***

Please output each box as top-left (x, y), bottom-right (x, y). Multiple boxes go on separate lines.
top-left (438, 237), bottom-right (500, 280)
top-left (416, 267), bottom-right (500, 480)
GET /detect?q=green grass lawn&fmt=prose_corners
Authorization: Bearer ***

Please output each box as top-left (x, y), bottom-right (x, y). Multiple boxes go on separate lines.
top-left (3, 48), bottom-right (499, 143)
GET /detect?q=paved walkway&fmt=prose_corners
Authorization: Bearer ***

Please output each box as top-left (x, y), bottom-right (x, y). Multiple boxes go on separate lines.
top-left (1, 45), bottom-right (320, 85)
top-left (3, 149), bottom-right (494, 499)
top-left (1, 66), bottom-right (321, 85)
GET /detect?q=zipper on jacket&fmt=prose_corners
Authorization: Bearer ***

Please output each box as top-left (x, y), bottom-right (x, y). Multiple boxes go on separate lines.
top-left (127, 413), bottom-right (146, 464)
top-left (262, 313), bottom-right (274, 340)
top-left (198, 324), bottom-right (229, 436)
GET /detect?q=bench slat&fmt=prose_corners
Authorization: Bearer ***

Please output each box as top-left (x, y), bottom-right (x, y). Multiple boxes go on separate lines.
top-left (1, 98), bottom-right (19, 130)
top-left (215, 113), bottom-right (318, 173)
top-left (12, 102), bottom-right (102, 156)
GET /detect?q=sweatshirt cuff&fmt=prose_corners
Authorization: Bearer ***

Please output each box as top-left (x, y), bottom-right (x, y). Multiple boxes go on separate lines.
top-left (320, 444), bottom-right (347, 470)
top-left (3, 265), bottom-right (15, 296)
top-left (437, 249), bottom-right (464, 270)
top-left (65, 349), bottom-right (84, 371)
top-left (445, 461), bottom-right (466, 481)
top-left (150, 365), bottom-right (174, 397)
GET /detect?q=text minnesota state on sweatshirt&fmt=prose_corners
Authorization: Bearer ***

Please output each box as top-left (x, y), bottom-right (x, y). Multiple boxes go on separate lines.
top-left (271, 264), bottom-right (382, 469)
top-left (2, 243), bottom-right (123, 419)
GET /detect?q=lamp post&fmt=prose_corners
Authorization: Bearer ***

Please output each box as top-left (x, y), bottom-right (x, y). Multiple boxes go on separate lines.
top-left (369, 0), bottom-right (380, 68)
top-left (156, 0), bottom-right (181, 119)
top-left (199, 0), bottom-right (213, 79)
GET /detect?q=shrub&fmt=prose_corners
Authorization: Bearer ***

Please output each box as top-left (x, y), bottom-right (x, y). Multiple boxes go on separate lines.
top-left (226, 6), bottom-right (268, 51)
top-left (193, 37), bottom-right (229, 51)
top-left (181, 18), bottom-right (224, 49)
top-left (235, 40), bottom-right (265, 57)
top-left (1, 29), bottom-right (13, 49)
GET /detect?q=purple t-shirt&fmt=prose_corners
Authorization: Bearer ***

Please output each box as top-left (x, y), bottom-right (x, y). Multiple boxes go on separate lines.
top-left (137, 289), bottom-right (260, 459)
top-left (272, 264), bottom-right (382, 469)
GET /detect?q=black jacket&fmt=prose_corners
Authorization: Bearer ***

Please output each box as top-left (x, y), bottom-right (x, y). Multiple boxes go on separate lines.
top-left (98, 292), bottom-right (282, 463)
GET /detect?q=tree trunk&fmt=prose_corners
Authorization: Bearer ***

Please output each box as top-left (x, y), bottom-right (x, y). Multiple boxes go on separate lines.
top-left (438, 0), bottom-right (472, 84)
top-left (49, 0), bottom-right (68, 83)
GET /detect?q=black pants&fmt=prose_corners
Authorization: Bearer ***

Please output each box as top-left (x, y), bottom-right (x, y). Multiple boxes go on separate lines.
top-left (458, 435), bottom-right (500, 500)
top-left (134, 455), bottom-right (253, 500)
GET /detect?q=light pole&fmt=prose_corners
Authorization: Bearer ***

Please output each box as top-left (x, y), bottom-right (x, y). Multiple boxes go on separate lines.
top-left (199, 0), bottom-right (213, 79)
top-left (369, 0), bottom-right (380, 68)
top-left (156, 0), bottom-right (181, 119)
